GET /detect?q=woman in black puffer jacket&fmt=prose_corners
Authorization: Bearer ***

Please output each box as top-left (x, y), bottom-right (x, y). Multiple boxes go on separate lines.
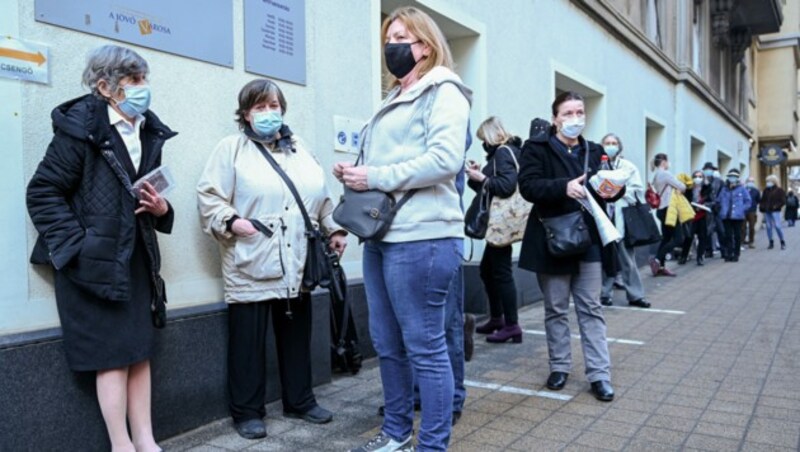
top-left (26, 45), bottom-right (174, 451)
top-left (466, 117), bottom-right (523, 343)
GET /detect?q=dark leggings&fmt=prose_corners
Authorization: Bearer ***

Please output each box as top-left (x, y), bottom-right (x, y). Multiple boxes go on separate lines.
top-left (479, 244), bottom-right (518, 324)
top-left (656, 208), bottom-right (676, 267)
top-left (680, 216), bottom-right (709, 261)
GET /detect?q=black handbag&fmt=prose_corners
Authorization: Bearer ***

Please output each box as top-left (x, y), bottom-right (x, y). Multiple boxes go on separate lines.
top-left (332, 150), bottom-right (417, 241)
top-left (254, 142), bottom-right (331, 291)
top-left (622, 195), bottom-right (662, 247)
top-left (539, 141), bottom-right (592, 257)
top-left (151, 273), bottom-right (167, 329)
top-left (464, 185), bottom-right (490, 239)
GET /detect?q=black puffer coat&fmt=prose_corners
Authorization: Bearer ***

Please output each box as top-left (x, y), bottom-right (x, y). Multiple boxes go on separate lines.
top-left (26, 94), bottom-right (176, 302)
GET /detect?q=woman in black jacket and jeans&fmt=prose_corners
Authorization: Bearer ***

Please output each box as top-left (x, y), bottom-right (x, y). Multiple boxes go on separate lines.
top-left (466, 116), bottom-right (523, 343)
top-left (518, 91), bottom-right (624, 402)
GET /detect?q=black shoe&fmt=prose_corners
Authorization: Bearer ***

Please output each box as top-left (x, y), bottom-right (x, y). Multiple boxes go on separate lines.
top-left (464, 314), bottom-right (475, 362)
top-left (546, 372), bottom-right (569, 390)
top-left (696, 257), bottom-right (704, 266)
top-left (600, 297), bottom-right (613, 306)
top-left (378, 402), bottom-right (421, 416)
top-left (781, 241), bottom-right (786, 250)
top-left (234, 418), bottom-right (267, 439)
top-left (769, 241), bottom-right (774, 249)
top-left (704, 251), bottom-right (713, 258)
top-left (677, 256), bottom-right (687, 265)
top-left (284, 405), bottom-right (333, 424)
top-left (590, 380), bottom-right (615, 401)
top-left (628, 299), bottom-right (651, 308)
top-left (452, 411), bottom-right (462, 426)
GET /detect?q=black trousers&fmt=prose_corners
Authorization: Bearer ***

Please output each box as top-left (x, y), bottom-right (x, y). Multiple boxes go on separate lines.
top-left (655, 208), bottom-right (676, 266)
top-left (227, 295), bottom-right (316, 423)
top-left (722, 219), bottom-right (743, 259)
top-left (479, 244), bottom-right (518, 324)
top-left (680, 217), bottom-right (709, 262)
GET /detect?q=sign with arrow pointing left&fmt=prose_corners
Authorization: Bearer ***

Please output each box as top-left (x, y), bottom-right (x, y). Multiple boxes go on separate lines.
top-left (0, 36), bottom-right (49, 84)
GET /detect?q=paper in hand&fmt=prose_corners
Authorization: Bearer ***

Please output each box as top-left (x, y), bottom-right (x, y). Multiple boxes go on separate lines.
top-left (133, 165), bottom-right (175, 199)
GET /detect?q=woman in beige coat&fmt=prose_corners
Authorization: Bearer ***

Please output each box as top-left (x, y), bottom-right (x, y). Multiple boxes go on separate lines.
top-left (197, 79), bottom-right (346, 440)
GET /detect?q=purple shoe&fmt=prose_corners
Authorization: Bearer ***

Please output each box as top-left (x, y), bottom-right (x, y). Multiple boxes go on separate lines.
top-left (486, 324), bottom-right (523, 343)
top-left (476, 317), bottom-right (504, 335)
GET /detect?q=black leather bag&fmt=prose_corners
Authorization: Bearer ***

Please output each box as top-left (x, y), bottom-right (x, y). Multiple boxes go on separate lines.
top-left (540, 210), bottom-right (592, 257)
top-left (622, 195), bottom-right (662, 247)
top-left (332, 147), bottom-right (417, 241)
top-left (333, 186), bottom-right (415, 241)
top-left (464, 187), bottom-right (490, 239)
top-left (539, 141), bottom-right (592, 257)
top-left (254, 142), bottom-right (332, 291)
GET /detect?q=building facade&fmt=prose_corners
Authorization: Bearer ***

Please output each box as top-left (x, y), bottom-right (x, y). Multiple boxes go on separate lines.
top-left (0, 0), bottom-right (792, 447)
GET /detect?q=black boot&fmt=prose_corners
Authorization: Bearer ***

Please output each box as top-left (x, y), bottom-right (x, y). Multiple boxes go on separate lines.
top-left (781, 241), bottom-right (786, 250)
top-left (768, 240), bottom-right (774, 249)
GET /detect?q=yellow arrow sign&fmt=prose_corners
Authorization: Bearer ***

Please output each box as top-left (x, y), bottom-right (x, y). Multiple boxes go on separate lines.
top-left (0, 47), bottom-right (47, 66)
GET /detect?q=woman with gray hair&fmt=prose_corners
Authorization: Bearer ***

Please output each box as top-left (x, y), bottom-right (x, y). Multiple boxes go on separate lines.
top-left (598, 133), bottom-right (650, 308)
top-left (27, 45), bottom-right (174, 451)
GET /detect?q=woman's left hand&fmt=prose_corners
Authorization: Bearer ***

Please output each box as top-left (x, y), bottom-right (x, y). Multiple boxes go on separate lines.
top-left (328, 231), bottom-right (348, 256)
top-left (135, 181), bottom-right (169, 216)
top-left (342, 166), bottom-right (369, 191)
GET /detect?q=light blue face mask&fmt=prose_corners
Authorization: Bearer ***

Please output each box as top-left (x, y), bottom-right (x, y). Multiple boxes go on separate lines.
top-left (703, 169), bottom-right (714, 177)
top-left (116, 84), bottom-right (151, 118)
top-left (252, 110), bottom-right (283, 139)
top-left (604, 145), bottom-right (620, 158)
top-left (560, 117), bottom-right (585, 139)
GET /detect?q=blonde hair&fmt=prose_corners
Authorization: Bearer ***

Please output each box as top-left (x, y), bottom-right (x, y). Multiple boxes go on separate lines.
top-left (381, 7), bottom-right (454, 88)
top-left (477, 116), bottom-right (513, 146)
top-left (766, 174), bottom-right (780, 186)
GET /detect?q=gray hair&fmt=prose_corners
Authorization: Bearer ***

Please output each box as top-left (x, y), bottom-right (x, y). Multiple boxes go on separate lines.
top-left (601, 133), bottom-right (623, 152)
top-left (81, 45), bottom-right (149, 97)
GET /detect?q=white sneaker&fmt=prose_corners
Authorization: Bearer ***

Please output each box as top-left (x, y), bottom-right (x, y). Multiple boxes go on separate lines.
top-left (349, 431), bottom-right (414, 452)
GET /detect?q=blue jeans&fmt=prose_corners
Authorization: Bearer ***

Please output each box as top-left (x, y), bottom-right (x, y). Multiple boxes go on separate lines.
top-left (364, 238), bottom-right (462, 451)
top-left (413, 266), bottom-right (466, 414)
top-left (764, 211), bottom-right (785, 242)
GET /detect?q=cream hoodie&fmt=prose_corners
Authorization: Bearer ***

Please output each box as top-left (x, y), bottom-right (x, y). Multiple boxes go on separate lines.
top-left (360, 66), bottom-right (472, 242)
top-left (197, 133), bottom-right (340, 303)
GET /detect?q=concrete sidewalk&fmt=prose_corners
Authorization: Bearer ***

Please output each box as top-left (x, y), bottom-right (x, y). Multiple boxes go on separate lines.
top-left (163, 225), bottom-right (800, 451)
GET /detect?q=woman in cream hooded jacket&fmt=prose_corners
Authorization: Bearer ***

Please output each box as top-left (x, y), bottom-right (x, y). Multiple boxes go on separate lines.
top-left (196, 79), bottom-right (345, 438)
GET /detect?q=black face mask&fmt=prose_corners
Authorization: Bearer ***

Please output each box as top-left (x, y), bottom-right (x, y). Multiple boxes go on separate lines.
top-left (384, 42), bottom-right (420, 79)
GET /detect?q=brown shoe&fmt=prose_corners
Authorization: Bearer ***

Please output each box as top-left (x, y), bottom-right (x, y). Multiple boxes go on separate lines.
top-left (657, 267), bottom-right (677, 277)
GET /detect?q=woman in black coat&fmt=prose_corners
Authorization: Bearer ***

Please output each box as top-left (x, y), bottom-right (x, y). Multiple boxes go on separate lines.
top-left (679, 171), bottom-right (713, 266)
top-left (518, 91), bottom-right (624, 402)
top-left (466, 116), bottom-right (523, 343)
top-left (26, 45), bottom-right (174, 452)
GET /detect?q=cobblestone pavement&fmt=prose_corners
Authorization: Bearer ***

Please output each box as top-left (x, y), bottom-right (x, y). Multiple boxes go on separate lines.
top-left (163, 225), bottom-right (800, 451)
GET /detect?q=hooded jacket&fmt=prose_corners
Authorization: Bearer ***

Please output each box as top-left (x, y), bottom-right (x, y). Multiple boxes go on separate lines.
top-left (26, 94), bottom-right (176, 302)
top-left (359, 66), bottom-right (472, 242)
top-left (196, 127), bottom-right (342, 303)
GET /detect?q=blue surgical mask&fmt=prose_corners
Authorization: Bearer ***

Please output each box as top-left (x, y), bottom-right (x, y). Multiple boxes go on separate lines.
top-left (703, 169), bottom-right (713, 177)
top-left (766, 182), bottom-right (775, 188)
top-left (560, 117), bottom-right (585, 139)
top-left (252, 110), bottom-right (283, 139)
top-left (747, 182), bottom-right (756, 188)
top-left (727, 177), bottom-right (739, 185)
top-left (604, 145), bottom-right (620, 158)
top-left (115, 84), bottom-right (151, 118)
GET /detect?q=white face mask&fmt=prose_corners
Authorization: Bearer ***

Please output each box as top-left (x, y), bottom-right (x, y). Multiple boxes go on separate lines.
top-left (560, 117), bottom-right (585, 139)
top-left (693, 177), bottom-right (703, 185)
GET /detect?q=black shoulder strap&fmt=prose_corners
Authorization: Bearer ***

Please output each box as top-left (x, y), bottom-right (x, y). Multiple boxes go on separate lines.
top-left (253, 141), bottom-right (315, 233)
top-left (582, 140), bottom-right (590, 186)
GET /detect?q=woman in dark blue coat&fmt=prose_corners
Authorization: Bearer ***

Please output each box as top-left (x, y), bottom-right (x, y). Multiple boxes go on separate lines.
top-left (26, 45), bottom-right (174, 451)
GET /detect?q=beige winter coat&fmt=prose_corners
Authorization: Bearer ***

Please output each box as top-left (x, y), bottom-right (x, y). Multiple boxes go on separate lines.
top-left (197, 132), bottom-right (341, 303)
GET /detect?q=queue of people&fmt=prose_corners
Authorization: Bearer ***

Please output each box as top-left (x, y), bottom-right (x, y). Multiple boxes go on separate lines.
top-left (24, 6), bottom-right (794, 452)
